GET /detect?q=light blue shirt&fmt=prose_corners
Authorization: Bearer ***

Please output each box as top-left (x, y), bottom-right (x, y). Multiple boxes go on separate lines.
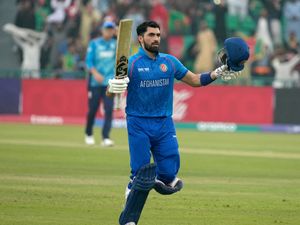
top-left (126, 47), bottom-right (188, 117)
top-left (85, 37), bottom-right (116, 87)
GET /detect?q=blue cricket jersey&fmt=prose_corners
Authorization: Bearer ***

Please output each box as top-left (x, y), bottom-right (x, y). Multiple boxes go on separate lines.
top-left (85, 37), bottom-right (116, 87)
top-left (126, 47), bottom-right (188, 117)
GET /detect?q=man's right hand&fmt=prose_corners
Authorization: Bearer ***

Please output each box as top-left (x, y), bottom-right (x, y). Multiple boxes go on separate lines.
top-left (90, 68), bottom-right (104, 84)
top-left (108, 77), bottom-right (129, 94)
top-left (94, 73), bottom-right (104, 83)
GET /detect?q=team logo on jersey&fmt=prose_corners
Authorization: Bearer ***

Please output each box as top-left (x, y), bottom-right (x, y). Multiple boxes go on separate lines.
top-left (160, 63), bottom-right (168, 72)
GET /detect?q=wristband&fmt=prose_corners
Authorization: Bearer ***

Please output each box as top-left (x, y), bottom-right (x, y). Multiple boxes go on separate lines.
top-left (200, 72), bottom-right (215, 86)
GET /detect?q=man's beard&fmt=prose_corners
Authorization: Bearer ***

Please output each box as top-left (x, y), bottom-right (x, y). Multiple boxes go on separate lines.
top-left (144, 41), bottom-right (159, 54)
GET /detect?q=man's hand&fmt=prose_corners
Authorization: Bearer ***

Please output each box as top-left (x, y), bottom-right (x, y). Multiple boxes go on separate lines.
top-left (107, 77), bottom-right (129, 94)
top-left (94, 73), bottom-right (104, 83)
top-left (90, 68), bottom-right (104, 84)
top-left (212, 65), bottom-right (242, 81)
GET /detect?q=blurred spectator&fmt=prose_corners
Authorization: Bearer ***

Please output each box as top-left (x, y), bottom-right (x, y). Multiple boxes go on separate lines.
top-left (5, 0), bottom-right (300, 87)
top-left (249, 0), bottom-right (264, 21)
top-left (187, 3), bottom-right (203, 36)
top-left (91, 0), bottom-right (110, 14)
top-left (168, 3), bottom-right (190, 35)
top-left (35, 0), bottom-right (50, 31)
top-left (124, 5), bottom-right (145, 42)
top-left (65, 0), bottom-right (80, 20)
top-left (272, 53), bottom-right (300, 88)
top-left (40, 34), bottom-right (52, 70)
top-left (227, 0), bottom-right (249, 19)
top-left (287, 32), bottom-right (300, 53)
top-left (79, 0), bottom-right (101, 48)
top-left (194, 22), bottom-right (217, 73)
top-left (48, 23), bottom-right (67, 69)
top-left (3, 24), bottom-right (47, 78)
top-left (203, 3), bottom-right (215, 30)
top-left (114, 1), bottom-right (132, 21)
top-left (264, 0), bottom-right (282, 47)
top-left (148, 0), bottom-right (169, 53)
top-left (214, 0), bottom-right (227, 44)
top-left (47, 0), bottom-right (72, 24)
top-left (15, 0), bottom-right (35, 29)
top-left (149, 0), bottom-right (169, 38)
top-left (14, 0), bottom-right (36, 63)
top-left (64, 0), bottom-right (80, 39)
top-left (239, 13), bottom-right (256, 37)
top-left (283, 0), bottom-right (300, 43)
top-left (255, 8), bottom-right (273, 53)
top-left (61, 40), bottom-right (80, 77)
top-left (251, 39), bottom-right (274, 85)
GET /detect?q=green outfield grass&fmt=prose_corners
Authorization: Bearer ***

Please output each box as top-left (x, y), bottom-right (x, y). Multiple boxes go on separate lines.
top-left (0, 123), bottom-right (300, 225)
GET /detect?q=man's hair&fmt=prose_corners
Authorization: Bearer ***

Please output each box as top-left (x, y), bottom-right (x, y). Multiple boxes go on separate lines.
top-left (136, 21), bottom-right (160, 36)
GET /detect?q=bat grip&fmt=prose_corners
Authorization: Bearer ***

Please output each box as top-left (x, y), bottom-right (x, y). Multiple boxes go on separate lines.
top-left (115, 93), bottom-right (122, 110)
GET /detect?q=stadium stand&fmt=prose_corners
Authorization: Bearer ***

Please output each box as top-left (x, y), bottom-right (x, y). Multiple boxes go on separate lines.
top-left (0, 0), bottom-right (300, 87)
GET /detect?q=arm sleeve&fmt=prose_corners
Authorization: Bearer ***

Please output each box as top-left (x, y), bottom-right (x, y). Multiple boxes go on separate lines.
top-left (168, 55), bottom-right (188, 80)
top-left (13, 36), bottom-right (25, 48)
top-left (85, 41), bottom-right (95, 70)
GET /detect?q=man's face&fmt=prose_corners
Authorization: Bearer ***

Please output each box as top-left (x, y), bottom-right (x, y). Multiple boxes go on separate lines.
top-left (138, 27), bottom-right (161, 54)
top-left (102, 28), bottom-right (115, 39)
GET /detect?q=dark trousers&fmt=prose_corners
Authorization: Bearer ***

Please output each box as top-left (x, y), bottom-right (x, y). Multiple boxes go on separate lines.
top-left (85, 86), bottom-right (114, 139)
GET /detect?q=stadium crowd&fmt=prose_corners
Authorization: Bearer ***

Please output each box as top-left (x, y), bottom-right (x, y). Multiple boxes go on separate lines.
top-left (12, 0), bottom-right (300, 87)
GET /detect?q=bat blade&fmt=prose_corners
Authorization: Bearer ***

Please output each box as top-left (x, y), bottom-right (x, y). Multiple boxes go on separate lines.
top-left (114, 19), bottom-right (133, 109)
top-left (115, 19), bottom-right (133, 80)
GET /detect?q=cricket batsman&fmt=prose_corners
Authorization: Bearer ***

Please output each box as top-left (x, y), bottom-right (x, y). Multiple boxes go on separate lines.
top-left (107, 21), bottom-right (249, 225)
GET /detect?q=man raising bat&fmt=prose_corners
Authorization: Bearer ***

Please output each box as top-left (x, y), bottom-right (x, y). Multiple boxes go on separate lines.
top-left (107, 21), bottom-right (249, 225)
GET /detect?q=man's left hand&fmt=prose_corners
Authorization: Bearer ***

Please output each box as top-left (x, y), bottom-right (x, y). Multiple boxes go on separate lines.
top-left (213, 65), bottom-right (242, 81)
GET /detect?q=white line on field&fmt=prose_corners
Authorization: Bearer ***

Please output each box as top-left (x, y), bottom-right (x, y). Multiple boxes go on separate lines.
top-left (1, 174), bottom-right (299, 186)
top-left (182, 147), bottom-right (300, 159)
top-left (0, 139), bottom-right (300, 160)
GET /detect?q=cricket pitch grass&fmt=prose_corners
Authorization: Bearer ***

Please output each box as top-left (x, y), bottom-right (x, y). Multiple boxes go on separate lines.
top-left (0, 123), bottom-right (299, 225)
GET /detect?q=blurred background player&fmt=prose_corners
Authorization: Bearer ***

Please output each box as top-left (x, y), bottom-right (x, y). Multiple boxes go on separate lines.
top-left (84, 21), bottom-right (116, 147)
top-left (107, 21), bottom-right (249, 225)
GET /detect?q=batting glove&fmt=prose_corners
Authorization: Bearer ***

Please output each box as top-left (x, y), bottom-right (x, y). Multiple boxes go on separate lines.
top-left (214, 65), bottom-right (242, 81)
top-left (108, 77), bottom-right (129, 94)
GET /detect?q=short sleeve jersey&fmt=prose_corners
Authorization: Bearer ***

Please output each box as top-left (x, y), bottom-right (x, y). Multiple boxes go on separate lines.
top-left (126, 47), bottom-right (188, 117)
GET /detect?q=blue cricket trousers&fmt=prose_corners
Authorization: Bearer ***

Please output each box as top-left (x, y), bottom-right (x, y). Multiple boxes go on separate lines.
top-left (126, 115), bottom-right (180, 184)
top-left (85, 86), bottom-right (114, 139)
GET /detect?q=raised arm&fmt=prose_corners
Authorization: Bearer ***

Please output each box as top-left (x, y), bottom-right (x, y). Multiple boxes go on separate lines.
top-left (181, 37), bottom-right (250, 87)
top-left (181, 70), bottom-right (219, 87)
top-left (12, 35), bottom-right (25, 49)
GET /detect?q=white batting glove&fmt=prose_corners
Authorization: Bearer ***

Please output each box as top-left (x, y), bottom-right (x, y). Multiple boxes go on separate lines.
top-left (108, 77), bottom-right (129, 94)
top-left (214, 65), bottom-right (242, 81)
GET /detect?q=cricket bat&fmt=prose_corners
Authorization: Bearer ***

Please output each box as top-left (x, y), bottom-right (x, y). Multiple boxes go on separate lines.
top-left (115, 19), bottom-right (133, 109)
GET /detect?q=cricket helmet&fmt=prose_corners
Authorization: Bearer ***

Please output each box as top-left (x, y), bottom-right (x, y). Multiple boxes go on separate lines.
top-left (217, 37), bottom-right (250, 71)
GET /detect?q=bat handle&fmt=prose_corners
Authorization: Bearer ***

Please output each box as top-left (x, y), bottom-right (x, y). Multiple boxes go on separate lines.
top-left (115, 93), bottom-right (122, 110)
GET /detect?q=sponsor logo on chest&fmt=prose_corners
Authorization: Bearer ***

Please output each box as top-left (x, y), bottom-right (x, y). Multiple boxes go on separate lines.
top-left (138, 67), bottom-right (150, 72)
top-left (98, 51), bottom-right (114, 58)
